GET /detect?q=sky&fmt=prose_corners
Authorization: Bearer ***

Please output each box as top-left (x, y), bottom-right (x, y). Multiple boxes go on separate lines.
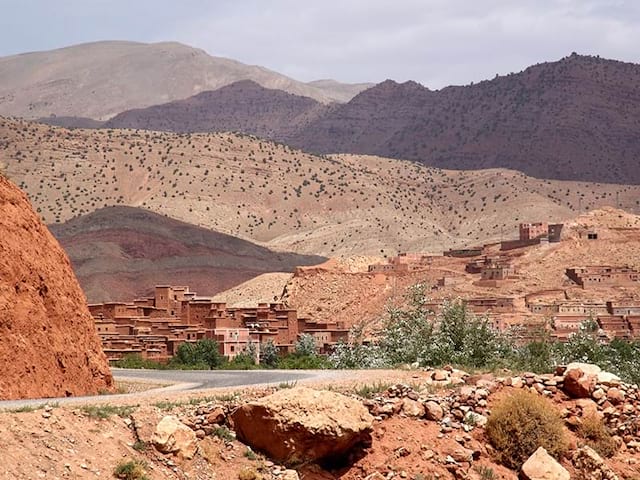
top-left (2, 0), bottom-right (640, 89)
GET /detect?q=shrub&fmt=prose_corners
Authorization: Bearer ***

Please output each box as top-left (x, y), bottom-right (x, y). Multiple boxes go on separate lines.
top-left (486, 390), bottom-right (568, 469)
top-left (81, 404), bottom-right (136, 419)
top-left (113, 459), bottom-right (148, 480)
top-left (172, 339), bottom-right (224, 369)
top-left (259, 340), bottom-right (279, 368)
top-left (578, 413), bottom-right (617, 458)
top-left (113, 353), bottom-right (165, 369)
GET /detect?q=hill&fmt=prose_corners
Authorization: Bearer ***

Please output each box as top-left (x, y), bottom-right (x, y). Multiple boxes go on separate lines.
top-left (0, 175), bottom-right (112, 400)
top-left (0, 41), bottom-right (369, 120)
top-left (2, 117), bottom-right (640, 258)
top-left (103, 80), bottom-right (330, 139)
top-left (288, 54), bottom-right (640, 184)
top-left (49, 206), bottom-right (325, 303)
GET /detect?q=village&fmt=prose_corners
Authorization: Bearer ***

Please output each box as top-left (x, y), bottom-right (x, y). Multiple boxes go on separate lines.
top-left (89, 219), bottom-right (640, 363)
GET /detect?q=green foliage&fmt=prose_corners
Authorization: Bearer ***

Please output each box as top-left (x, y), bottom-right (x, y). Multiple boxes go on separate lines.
top-left (132, 440), bottom-right (148, 452)
top-left (259, 340), bottom-right (279, 368)
top-left (294, 334), bottom-right (318, 357)
top-left (114, 459), bottom-right (148, 480)
top-left (82, 404), bottom-right (136, 419)
top-left (486, 390), bottom-right (568, 469)
top-left (212, 426), bottom-right (235, 442)
top-left (329, 324), bottom-right (389, 369)
top-left (172, 339), bottom-right (224, 369)
top-left (353, 381), bottom-right (391, 399)
top-left (277, 352), bottom-right (330, 369)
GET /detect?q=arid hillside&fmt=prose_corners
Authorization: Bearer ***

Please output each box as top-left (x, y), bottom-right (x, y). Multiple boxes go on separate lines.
top-left (0, 174), bottom-right (112, 400)
top-left (103, 80), bottom-right (330, 139)
top-left (0, 41), bottom-right (369, 120)
top-left (2, 117), bottom-right (640, 257)
top-left (290, 54), bottom-right (640, 184)
top-left (279, 207), bottom-right (640, 331)
top-left (50, 206), bottom-right (324, 303)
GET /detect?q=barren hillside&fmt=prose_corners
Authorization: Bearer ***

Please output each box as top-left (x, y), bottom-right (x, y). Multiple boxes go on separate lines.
top-left (0, 41), bottom-right (369, 120)
top-left (50, 206), bottom-right (324, 303)
top-left (2, 117), bottom-right (640, 257)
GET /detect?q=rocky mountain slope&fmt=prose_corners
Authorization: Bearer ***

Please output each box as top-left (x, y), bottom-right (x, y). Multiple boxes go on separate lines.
top-left (50, 206), bottom-right (324, 303)
top-left (0, 41), bottom-right (369, 120)
top-left (103, 80), bottom-right (330, 139)
top-left (75, 53), bottom-right (640, 184)
top-left (289, 54), bottom-right (640, 184)
top-left (0, 174), bottom-right (112, 400)
top-left (2, 117), bottom-right (640, 258)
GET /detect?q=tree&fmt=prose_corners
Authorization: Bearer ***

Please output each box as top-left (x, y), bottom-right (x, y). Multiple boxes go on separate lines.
top-left (294, 334), bottom-right (318, 357)
top-left (173, 339), bottom-right (224, 369)
top-left (260, 340), bottom-right (279, 368)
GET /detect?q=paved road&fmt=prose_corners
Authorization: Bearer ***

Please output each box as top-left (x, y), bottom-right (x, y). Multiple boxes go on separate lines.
top-left (0, 368), bottom-right (347, 410)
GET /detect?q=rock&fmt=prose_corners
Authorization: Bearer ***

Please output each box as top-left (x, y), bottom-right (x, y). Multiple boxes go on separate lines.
top-left (606, 387), bottom-right (625, 405)
top-left (596, 371), bottom-right (621, 386)
top-left (281, 470), bottom-right (300, 480)
top-left (592, 388), bottom-right (606, 401)
top-left (520, 447), bottom-right (570, 480)
top-left (572, 445), bottom-right (619, 480)
top-left (433, 370), bottom-right (449, 382)
top-left (424, 401), bottom-right (444, 421)
top-left (206, 407), bottom-right (226, 425)
top-left (464, 411), bottom-right (487, 427)
top-left (231, 387), bottom-right (373, 465)
top-left (131, 406), bottom-right (163, 444)
top-left (401, 398), bottom-right (425, 417)
top-left (563, 368), bottom-right (596, 398)
top-left (565, 363), bottom-right (601, 376)
top-left (152, 415), bottom-right (198, 460)
top-left (0, 176), bottom-right (113, 400)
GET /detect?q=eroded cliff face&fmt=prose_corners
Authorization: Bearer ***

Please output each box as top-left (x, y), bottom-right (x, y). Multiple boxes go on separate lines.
top-left (0, 175), bottom-right (113, 400)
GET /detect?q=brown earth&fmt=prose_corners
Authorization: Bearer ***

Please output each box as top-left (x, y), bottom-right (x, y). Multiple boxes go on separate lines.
top-left (2, 368), bottom-right (640, 480)
top-left (49, 206), bottom-right (324, 303)
top-left (2, 117), bottom-right (640, 261)
top-left (0, 175), bottom-right (112, 400)
top-left (0, 41), bottom-right (370, 120)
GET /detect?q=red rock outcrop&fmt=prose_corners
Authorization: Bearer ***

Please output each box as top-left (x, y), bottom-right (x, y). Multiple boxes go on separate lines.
top-left (0, 175), bottom-right (113, 400)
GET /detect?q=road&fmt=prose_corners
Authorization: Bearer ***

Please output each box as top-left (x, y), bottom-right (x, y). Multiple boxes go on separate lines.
top-left (0, 368), bottom-right (348, 410)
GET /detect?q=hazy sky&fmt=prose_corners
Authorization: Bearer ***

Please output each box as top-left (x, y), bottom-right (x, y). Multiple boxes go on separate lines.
top-left (2, 0), bottom-right (640, 88)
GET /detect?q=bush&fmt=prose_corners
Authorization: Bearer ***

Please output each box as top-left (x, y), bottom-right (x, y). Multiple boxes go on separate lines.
top-left (113, 459), bottom-right (148, 480)
top-left (113, 353), bottom-right (165, 369)
top-left (486, 390), bottom-right (568, 469)
top-left (260, 340), bottom-right (279, 368)
top-left (172, 339), bottom-right (224, 369)
top-left (578, 413), bottom-right (617, 458)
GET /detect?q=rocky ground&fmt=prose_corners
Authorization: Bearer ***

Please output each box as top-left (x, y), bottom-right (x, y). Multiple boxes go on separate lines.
top-left (2, 364), bottom-right (640, 480)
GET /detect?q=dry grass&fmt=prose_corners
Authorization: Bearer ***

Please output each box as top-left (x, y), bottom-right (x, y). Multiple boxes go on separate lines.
top-left (486, 390), bottom-right (568, 469)
top-left (578, 413), bottom-right (618, 458)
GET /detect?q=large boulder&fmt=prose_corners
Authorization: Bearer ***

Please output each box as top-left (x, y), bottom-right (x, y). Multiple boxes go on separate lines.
top-left (520, 447), bottom-right (569, 480)
top-left (152, 415), bottom-right (198, 460)
top-left (0, 175), bottom-right (112, 399)
top-left (231, 387), bottom-right (373, 465)
top-left (563, 368), bottom-right (597, 399)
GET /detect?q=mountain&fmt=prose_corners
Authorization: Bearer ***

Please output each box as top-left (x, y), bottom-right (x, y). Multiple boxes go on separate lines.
top-left (3, 117), bottom-right (640, 258)
top-left (49, 206), bottom-right (325, 303)
top-left (0, 41), bottom-right (370, 120)
top-left (288, 54), bottom-right (640, 184)
top-left (103, 80), bottom-right (330, 138)
top-left (305, 79), bottom-right (375, 103)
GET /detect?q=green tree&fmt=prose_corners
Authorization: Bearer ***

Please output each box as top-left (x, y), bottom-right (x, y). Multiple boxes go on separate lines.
top-left (260, 340), bottom-right (279, 368)
top-left (173, 339), bottom-right (224, 369)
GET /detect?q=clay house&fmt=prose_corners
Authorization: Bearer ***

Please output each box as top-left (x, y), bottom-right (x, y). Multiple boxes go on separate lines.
top-left (368, 252), bottom-right (434, 273)
top-left (299, 319), bottom-right (350, 354)
top-left (565, 266), bottom-right (640, 288)
top-left (519, 222), bottom-right (549, 241)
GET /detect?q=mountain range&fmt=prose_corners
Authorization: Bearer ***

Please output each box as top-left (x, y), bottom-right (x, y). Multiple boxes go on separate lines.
top-left (24, 47), bottom-right (640, 185)
top-left (0, 41), bottom-right (371, 120)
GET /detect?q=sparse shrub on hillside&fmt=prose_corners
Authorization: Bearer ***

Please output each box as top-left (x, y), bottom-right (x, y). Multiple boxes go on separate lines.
top-left (114, 459), bottom-right (148, 480)
top-left (577, 413), bottom-right (617, 458)
top-left (486, 390), bottom-right (568, 469)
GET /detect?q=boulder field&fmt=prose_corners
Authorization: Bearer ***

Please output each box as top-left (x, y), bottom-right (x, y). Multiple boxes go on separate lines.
top-left (0, 175), bottom-right (113, 399)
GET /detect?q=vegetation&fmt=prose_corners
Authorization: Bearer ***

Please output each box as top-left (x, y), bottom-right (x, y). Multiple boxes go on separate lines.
top-left (577, 413), bottom-right (617, 458)
top-left (172, 338), bottom-right (225, 369)
top-left (486, 390), bottom-right (568, 469)
top-left (113, 459), bottom-right (148, 480)
top-left (81, 404), bottom-right (136, 419)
